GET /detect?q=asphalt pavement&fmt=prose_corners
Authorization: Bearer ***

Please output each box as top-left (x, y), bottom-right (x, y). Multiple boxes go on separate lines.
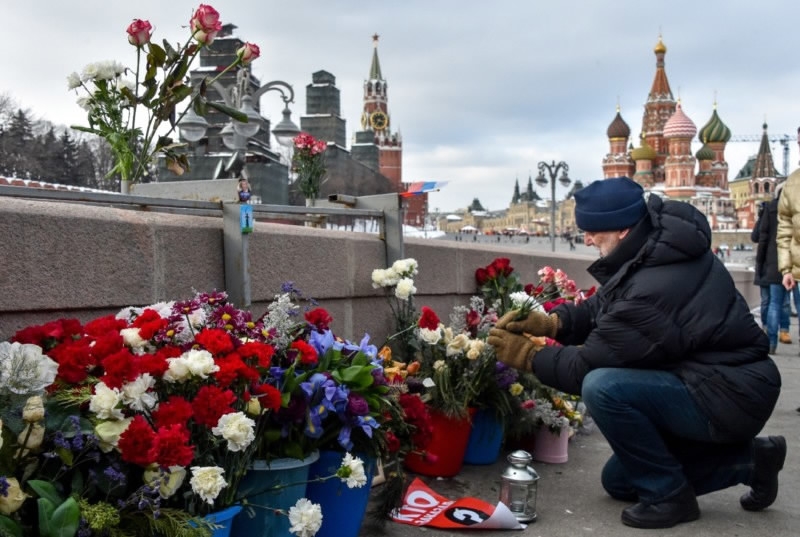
top-left (359, 319), bottom-right (799, 537)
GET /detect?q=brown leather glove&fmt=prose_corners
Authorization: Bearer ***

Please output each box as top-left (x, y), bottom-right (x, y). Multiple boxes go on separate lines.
top-left (494, 310), bottom-right (519, 330)
top-left (487, 328), bottom-right (546, 372)
top-left (504, 311), bottom-right (559, 338)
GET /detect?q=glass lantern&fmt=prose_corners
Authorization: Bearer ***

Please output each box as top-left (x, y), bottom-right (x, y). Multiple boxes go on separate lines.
top-left (499, 450), bottom-right (539, 522)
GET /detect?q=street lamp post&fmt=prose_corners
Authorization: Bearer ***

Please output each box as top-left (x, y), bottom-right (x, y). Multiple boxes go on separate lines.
top-left (178, 68), bottom-right (300, 160)
top-left (535, 160), bottom-right (571, 252)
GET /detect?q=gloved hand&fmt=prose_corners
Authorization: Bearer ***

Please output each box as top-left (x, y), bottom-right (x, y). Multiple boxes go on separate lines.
top-left (494, 310), bottom-right (520, 330)
top-left (487, 328), bottom-right (546, 372)
top-left (504, 310), bottom-right (559, 338)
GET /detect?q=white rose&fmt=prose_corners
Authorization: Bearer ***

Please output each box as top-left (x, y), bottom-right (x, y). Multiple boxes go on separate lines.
top-left (121, 374), bottom-right (158, 412)
top-left (94, 418), bottom-right (133, 452)
top-left (189, 466), bottom-right (228, 505)
top-left (89, 382), bottom-right (124, 420)
top-left (467, 339), bottom-right (486, 360)
top-left (446, 334), bottom-right (470, 357)
top-left (144, 464), bottom-right (187, 499)
top-left (211, 412), bottom-right (255, 452)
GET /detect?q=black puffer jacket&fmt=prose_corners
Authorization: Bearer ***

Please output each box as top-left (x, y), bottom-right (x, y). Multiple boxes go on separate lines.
top-left (532, 195), bottom-right (780, 442)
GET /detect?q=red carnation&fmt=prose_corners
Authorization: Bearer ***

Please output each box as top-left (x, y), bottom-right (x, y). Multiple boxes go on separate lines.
top-left (151, 395), bottom-right (194, 428)
top-left (418, 306), bottom-right (440, 330)
top-left (48, 339), bottom-right (95, 384)
top-left (149, 424), bottom-right (194, 468)
top-left (137, 347), bottom-right (173, 377)
top-left (253, 383), bottom-right (282, 412)
top-left (238, 341), bottom-right (275, 368)
top-left (543, 298), bottom-right (567, 312)
top-left (88, 332), bottom-right (124, 361)
top-left (214, 352), bottom-right (248, 387)
top-left (131, 309), bottom-right (167, 340)
top-left (195, 328), bottom-right (235, 356)
top-left (290, 340), bottom-right (318, 366)
top-left (385, 431), bottom-right (401, 453)
top-left (304, 308), bottom-right (333, 331)
top-left (118, 415), bottom-right (157, 467)
top-left (100, 348), bottom-right (139, 389)
top-left (83, 315), bottom-right (127, 337)
top-left (192, 385), bottom-right (236, 428)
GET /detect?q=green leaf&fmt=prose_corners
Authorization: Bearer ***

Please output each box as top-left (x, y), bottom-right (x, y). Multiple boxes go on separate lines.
top-left (147, 42), bottom-right (167, 66)
top-left (55, 446), bottom-right (74, 466)
top-left (162, 39), bottom-right (180, 63)
top-left (0, 515), bottom-right (22, 537)
top-left (50, 497), bottom-right (80, 537)
top-left (37, 498), bottom-right (56, 537)
top-left (28, 480), bottom-right (63, 506)
top-left (206, 100), bottom-right (247, 123)
top-left (193, 96), bottom-right (208, 116)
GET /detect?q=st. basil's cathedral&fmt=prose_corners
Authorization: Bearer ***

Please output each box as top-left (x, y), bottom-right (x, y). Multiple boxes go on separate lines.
top-left (600, 37), bottom-right (781, 231)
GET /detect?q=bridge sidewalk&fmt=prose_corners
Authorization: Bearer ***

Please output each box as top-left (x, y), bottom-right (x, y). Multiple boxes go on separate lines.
top-left (360, 320), bottom-right (799, 537)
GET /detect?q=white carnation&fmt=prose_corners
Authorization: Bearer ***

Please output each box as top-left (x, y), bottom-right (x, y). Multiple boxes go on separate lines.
top-left (212, 412), bottom-right (255, 452)
top-left (288, 498), bottom-right (323, 537)
top-left (418, 327), bottom-right (442, 345)
top-left (89, 382), bottom-right (124, 420)
top-left (66, 72), bottom-right (81, 90)
top-left (120, 374), bottom-right (157, 412)
top-left (120, 328), bottom-right (147, 351)
top-left (339, 453), bottom-right (367, 489)
top-left (509, 292), bottom-right (535, 310)
top-left (189, 466), bottom-right (228, 505)
top-left (394, 278), bottom-right (416, 300)
top-left (391, 258), bottom-right (418, 277)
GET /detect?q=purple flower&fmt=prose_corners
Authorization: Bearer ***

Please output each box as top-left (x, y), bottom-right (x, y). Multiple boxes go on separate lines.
top-left (346, 393), bottom-right (369, 416)
top-left (0, 476), bottom-right (9, 497)
top-left (494, 361), bottom-right (518, 390)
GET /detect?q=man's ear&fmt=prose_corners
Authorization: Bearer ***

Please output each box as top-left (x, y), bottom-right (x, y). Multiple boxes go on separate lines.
top-left (619, 228), bottom-right (631, 240)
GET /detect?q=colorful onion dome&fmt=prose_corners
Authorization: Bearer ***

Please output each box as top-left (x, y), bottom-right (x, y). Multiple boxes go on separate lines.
top-left (696, 143), bottom-right (715, 161)
top-left (698, 107), bottom-right (731, 143)
top-left (630, 138), bottom-right (657, 161)
top-left (663, 102), bottom-right (697, 139)
top-left (606, 109), bottom-right (631, 139)
top-left (654, 37), bottom-right (667, 54)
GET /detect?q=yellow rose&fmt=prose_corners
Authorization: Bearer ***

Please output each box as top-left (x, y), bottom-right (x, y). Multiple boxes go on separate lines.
top-left (22, 396), bottom-right (45, 422)
top-left (246, 398), bottom-right (262, 417)
top-left (0, 478), bottom-right (28, 515)
top-left (17, 423), bottom-right (45, 451)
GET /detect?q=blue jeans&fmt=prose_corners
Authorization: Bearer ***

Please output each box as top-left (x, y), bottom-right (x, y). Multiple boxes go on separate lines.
top-left (760, 285), bottom-right (790, 331)
top-left (582, 368), bottom-right (752, 504)
top-left (767, 284), bottom-right (800, 346)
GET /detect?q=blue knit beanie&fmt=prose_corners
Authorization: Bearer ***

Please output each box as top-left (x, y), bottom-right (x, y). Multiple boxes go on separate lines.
top-left (574, 177), bottom-right (647, 232)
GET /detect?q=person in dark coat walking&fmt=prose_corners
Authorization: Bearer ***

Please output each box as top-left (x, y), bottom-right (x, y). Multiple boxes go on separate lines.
top-left (756, 185), bottom-right (800, 353)
top-left (489, 177), bottom-right (784, 529)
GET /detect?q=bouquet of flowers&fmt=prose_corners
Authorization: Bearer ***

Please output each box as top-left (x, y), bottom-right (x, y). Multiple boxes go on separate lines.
top-left (0, 286), bottom-right (397, 537)
top-left (475, 257), bottom-right (523, 317)
top-left (68, 4), bottom-right (259, 187)
top-left (371, 258), bottom-right (419, 361)
top-left (292, 132), bottom-right (328, 200)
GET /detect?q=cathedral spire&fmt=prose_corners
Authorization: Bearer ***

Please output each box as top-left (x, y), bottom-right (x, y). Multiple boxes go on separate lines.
top-left (752, 122), bottom-right (779, 179)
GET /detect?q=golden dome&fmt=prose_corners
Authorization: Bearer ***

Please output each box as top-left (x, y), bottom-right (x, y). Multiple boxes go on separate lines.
top-left (654, 38), bottom-right (667, 54)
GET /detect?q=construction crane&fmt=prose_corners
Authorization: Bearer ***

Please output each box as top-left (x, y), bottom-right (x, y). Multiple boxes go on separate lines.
top-left (728, 133), bottom-right (792, 176)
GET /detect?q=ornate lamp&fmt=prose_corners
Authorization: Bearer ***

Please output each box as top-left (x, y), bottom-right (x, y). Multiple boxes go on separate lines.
top-left (499, 450), bottom-right (540, 522)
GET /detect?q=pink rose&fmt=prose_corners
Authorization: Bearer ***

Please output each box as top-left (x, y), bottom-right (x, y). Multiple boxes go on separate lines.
top-left (127, 19), bottom-right (153, 47)
top-left (236, 42), bottom-right (260, 64)
top-left (190, 4), bottom-right (222, 44)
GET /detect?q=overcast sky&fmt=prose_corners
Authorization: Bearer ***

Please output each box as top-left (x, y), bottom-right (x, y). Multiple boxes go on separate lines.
top-left (4, 1), bottom-right (800, 213)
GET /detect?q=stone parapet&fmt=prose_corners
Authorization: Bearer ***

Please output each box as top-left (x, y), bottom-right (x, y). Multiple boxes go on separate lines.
top-left (0, 196), bottom-right (759, 341)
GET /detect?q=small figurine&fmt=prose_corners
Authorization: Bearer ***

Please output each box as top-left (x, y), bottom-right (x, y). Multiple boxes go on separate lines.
top-left (237, 176), bottom-right (251, 203)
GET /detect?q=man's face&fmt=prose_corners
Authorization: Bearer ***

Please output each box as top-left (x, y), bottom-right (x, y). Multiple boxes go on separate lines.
top-left (583, 229), bottom-right (630, 257)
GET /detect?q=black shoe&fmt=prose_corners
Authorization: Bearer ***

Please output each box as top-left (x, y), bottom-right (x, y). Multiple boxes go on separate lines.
top-left (740, 435), bottom-right (787, 511)
top-left (621, 484), bottom-right (700, 529)
top-left (768, 346), bottom-right (776, 355)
